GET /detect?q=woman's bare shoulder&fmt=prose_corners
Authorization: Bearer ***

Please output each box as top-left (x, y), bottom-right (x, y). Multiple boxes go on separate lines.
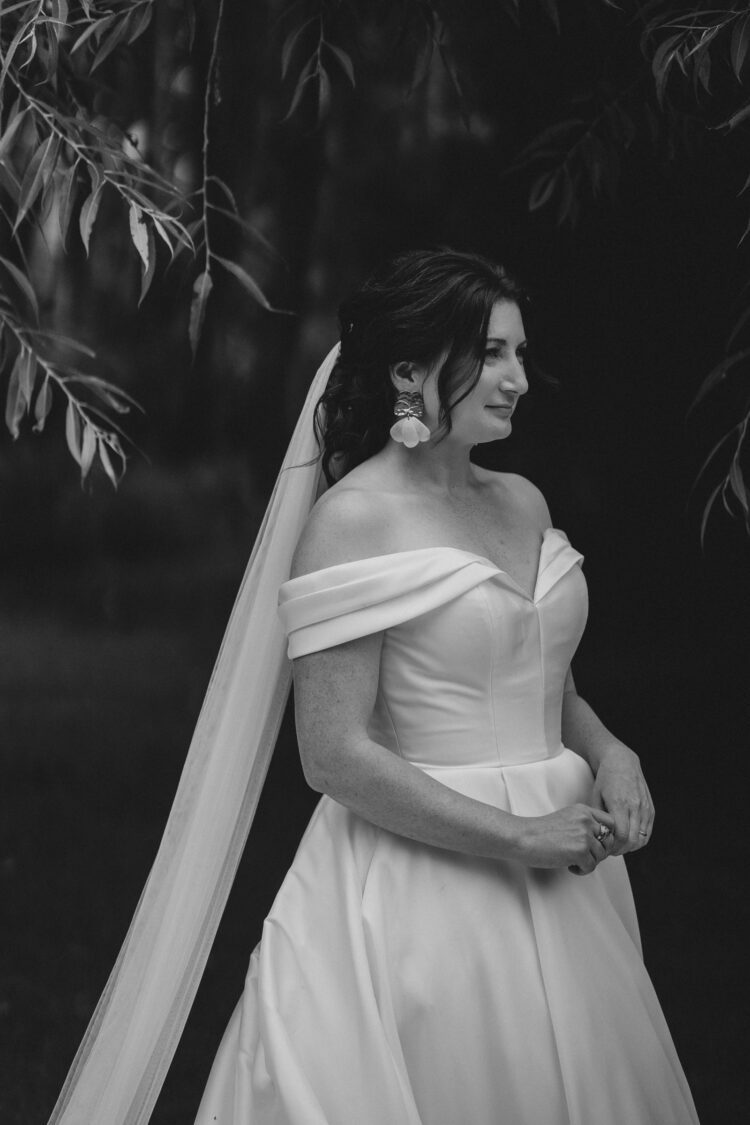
top-left (290, 470), bottom-right (401, 579)
top-left (473, 466), bottom-right (552, 527)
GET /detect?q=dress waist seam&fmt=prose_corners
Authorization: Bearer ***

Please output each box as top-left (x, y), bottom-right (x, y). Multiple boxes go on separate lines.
top-left (411, 744), bottom-right (567, 770)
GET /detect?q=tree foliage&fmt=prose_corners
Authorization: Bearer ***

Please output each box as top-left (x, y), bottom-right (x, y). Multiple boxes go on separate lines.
top-left (0, 0), bottom-right (279, 484)
top-left (0, 0), bottom-right (748, 537)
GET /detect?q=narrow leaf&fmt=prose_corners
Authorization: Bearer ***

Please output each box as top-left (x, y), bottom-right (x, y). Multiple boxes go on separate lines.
top-left (138, 223), bottom-right (156, 306)
top-left (213, 255), bottom-right (271, 308)
top-left (317, 67), bottom-right (332, 125)
top-left (282, 68), bottom-right (317, 122)
top-left (17, 348), bottom-right (36, 409)
top-left (688, 349), bottom-right (750, 414)
top-left (281, 17), bottom-right (315, 79)
top-left (4, 355), bottom-right (24, 438)
top-left (730, 12), bottom-right (750, 83)
top-left (729, 457), bottom-right (749, 514)
top-left (80, 423), bottom-right (97, 479)
top-left (57, 161), bottom-right (80, 249)
top-left (79, 185), bottom-right (103, 254)
top-left (128, 202), bottom-right (150, 271)
top-left (33, 378), bottom-right (52, 432)
top-left (0, 104), bottom-right (29, 162)
top-left (91, 13), bottom-right (131, 72)
top-left (126, 2), bottom-right (153, 45)
top-left (189, 269), bottom-right (213, 358)
top-left (65, 400), bottom-right (83, 465)
top-left (724, 102), bottom-right (750, 131)
top-left (14, 134), bottom-right (56, 231)
top-left (700, 479), bottom-right (723, 550)
top-left (325, 43), bottom-right (355, 86)
top-left (98, 438), bottom-right (119, 488)
top-left (528, 173), bottom-right (557, 212)
top-left (0, 255), bottom-right (39, 319)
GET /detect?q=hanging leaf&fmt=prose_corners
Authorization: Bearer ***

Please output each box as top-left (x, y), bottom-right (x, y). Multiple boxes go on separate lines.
top-left (528, 172), bottom-right (558, 212)
top-left (128, 201), bottom-right (150, 272)
top-left (189, 269), bottom-right (213, 359)
top-left (17, 348), bottom-right (36, 410)
top-left (213, 254), bottom-right (272, 309)
top-left (4, 354), bottom-right (24, 439)
top-left (138, 223), bottom-right (156, 306)
top-left (57, 160), bottom-right (80, 249)
top-left (729, 456), bottom-right (749, 515)
top-left (70, 13), bottom-right (112, 55)
top-left (0, 103), bottom-right (29, 162)
top-left (282, 62), bottom-right (317, 122)
top-left (688, 349), bottom-right (750, 415)
top-left (723, 102), bottom-right (750, 131)
top-left (14, 133), bottom-right (57, 232)
top-left (80, 422), bottom-right (97, 480)
top-left (126, 2), bottom-right (153, 45)
top-left (651, 33), bottom-right (682, 106)
top-left (91, 15), bottom-right (131, 73)
top-left (79, 184), bottom-right (103, 254)
top-left (325, 43), bottom-right (355, 86)
top-left (0, 254), bottom-right (40, 320)
top-left (281, 17), bottom-right (316, 79)
top-left (97, 438), bottom-right (119, 488)
top-left (65, 400), bottom-right (83, 465)
top-left (700, 478), bottom-right (723, 550)
top-left (33, 377), bottom-right (53, 433)
top-left (731, 11), bottom-right (750, 82)
top-left (317, 67), bottom-right (332, 125)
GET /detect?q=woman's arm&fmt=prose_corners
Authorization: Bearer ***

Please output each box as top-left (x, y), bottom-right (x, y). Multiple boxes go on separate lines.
top-left (562, 667), bottom-right (655, 854)
top-left (292, 631), bottom-right (614, 875)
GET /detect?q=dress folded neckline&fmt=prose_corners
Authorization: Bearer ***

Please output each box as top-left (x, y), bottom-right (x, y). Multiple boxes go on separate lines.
top-left (281, 526), bottom-right (578, 607)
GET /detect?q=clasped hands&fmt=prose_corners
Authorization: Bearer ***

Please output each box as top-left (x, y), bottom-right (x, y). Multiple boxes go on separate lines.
top-left (591, 742), bottom-right (655, 858)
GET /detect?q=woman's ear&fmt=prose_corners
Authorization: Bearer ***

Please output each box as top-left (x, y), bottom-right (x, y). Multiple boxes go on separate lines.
top-left (389, 360), bottom-right (420, 392)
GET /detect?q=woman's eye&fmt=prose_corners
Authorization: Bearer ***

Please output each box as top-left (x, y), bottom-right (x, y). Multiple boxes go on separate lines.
top-left (484, 347), bottom-right (502, 359)
top-left (517, 350), bottom-right (527, 365)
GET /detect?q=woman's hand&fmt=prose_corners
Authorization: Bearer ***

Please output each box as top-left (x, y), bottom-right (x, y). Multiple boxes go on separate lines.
top-left (592, 745), bottom-right (655, 855)
top-left (516, 804), bottom-right (617, 875)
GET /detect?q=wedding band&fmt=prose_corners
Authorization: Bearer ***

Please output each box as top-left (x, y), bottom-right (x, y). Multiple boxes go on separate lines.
top-left (595, 825), bottom-right (611, 843)
top-left (638, 830), bottom-right (649, 836)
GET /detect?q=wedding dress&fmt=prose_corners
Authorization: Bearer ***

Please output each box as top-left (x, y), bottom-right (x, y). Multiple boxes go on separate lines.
top-left (194, 528), bottom-right (699, 1125)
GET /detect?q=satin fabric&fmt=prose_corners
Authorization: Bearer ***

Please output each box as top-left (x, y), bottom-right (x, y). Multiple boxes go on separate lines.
top-left (195, 528), bottom-right (699, 1125)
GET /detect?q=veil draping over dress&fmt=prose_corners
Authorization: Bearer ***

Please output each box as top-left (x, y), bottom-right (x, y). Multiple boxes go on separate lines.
top-left (47, 344), bottom-right (341, 1125)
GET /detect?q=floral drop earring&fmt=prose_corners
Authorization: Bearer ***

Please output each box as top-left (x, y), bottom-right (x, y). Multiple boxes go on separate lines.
top-left (390, 389), bottom-right (431, 448)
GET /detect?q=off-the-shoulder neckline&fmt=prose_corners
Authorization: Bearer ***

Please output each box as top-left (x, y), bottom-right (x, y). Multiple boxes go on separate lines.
top-left (285, 526), bottom-right (572, 603)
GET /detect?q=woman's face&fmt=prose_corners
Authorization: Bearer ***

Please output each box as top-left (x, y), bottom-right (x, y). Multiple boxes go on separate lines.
top-left (424, 300), bottom-right (529, 445)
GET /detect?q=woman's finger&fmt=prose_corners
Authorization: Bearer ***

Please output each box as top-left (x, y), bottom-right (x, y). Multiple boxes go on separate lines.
top-left (608, 805), bottom-right (631, 855)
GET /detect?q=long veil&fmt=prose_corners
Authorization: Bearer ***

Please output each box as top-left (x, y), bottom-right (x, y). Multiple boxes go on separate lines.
top-left (48, 343), bottom-right (341, 1125)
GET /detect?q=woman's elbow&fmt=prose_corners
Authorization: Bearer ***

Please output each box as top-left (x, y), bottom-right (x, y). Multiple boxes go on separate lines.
top-left (298, 737), bottom-right (347, 795)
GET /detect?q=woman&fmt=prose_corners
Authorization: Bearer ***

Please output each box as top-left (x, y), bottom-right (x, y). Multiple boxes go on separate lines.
top-left (48, 249), bottom-right (699, 1125)
top-left (193, 250), bottom-right (699, 1123)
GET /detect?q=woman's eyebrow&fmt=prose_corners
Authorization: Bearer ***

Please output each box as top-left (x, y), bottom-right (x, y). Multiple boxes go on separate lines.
top-left (486, 336), bottom-right (528, 347)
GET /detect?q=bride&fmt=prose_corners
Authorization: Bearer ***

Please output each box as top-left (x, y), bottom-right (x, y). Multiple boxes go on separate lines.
top-left (49, 248), bottom-right (699, 1125)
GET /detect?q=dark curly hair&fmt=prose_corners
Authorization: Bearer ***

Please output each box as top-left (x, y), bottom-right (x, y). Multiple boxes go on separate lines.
top-left (313, 248), bottom-right (529, 487)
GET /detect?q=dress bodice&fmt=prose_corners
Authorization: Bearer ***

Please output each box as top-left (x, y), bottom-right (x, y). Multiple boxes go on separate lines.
top-left (277, 528), bottom-right (587, 769)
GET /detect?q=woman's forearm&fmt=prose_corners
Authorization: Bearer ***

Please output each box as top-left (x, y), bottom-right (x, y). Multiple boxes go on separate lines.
top-left (305, 735), bottom-right (526, 862)
top-left (561, 687), bottom-right (638, 772)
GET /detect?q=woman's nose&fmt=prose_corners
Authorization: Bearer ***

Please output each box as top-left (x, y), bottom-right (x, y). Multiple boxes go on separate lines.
top-left (502, 359), bottom-right (528, 396)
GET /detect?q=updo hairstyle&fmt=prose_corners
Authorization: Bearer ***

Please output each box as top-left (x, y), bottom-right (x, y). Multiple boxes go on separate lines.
top-left (314, 248), bottom-right (529, 486)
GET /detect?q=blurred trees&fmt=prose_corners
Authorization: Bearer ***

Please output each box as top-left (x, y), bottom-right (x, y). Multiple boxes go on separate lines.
top-left (0, 0), bottom-right (749, 534)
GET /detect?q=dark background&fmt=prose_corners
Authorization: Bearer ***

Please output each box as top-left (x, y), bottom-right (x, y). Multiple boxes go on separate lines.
top-left (1, 3), bottom-right (749, 1122)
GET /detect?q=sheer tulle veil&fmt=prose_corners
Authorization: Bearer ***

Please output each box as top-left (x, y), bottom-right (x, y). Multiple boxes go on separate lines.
top-left (48, 342), bottom-right (341, 1125)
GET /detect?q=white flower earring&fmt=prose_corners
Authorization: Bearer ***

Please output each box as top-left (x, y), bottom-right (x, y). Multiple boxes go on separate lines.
top-left (390, 390), bottom-right (431, 448)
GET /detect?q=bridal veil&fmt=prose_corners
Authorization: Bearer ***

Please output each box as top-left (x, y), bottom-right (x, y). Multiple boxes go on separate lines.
top-left (48, 343), bottom-right (340, 1125)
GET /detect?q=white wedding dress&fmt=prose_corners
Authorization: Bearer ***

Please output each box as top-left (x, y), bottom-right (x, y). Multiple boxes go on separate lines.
top-left (194, 528), bottom-right (699, 1125)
